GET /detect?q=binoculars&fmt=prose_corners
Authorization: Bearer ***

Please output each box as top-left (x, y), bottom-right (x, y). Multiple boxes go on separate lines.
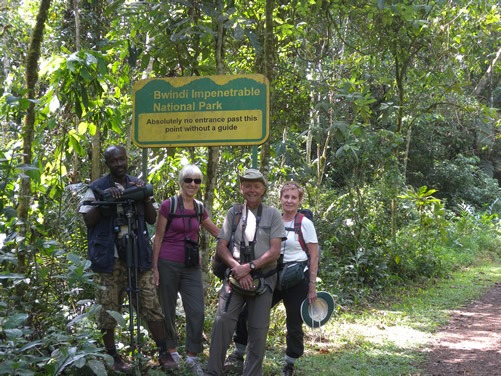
top-left (101, 183), bottom-right (153, 202)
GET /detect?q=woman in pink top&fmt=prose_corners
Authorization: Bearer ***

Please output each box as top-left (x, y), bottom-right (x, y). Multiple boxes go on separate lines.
top-left (153, 164), bottom-right (219, 375)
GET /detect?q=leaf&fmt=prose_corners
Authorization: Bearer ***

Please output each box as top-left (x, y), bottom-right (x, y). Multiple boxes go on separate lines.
top-left (20, 340), bottom-right (43, 352)
top-left (14, 369), bottom-right (35, 376)
top-left (55, 353), bottom-right (88, 376)
top-left (77, 121), bottom-right (88, 135)
top-left (80, 88), bottom-right (89, 110)
top-left (106, 310), bottom-right (127, 327)
top-left (68, 134), bottom-right (85, 156)
top-left (6, 94), bottom-right (20, 104)
top-left (74, 96), bottom-right (82, 118)
top-left (15, 163), bottom-right (40, 172)
top-left (4, 312), bottom-right (29, 328)
top-left (84, 52), bottom-right (98, 66)
top-left (0, 273), bottom-right (25, 280)
top-left (88, 122), bottom-right (97, 136)
top-left (87, 359), bottom-right (108, 375)
top-left (66, 312), bottom-right (89, 328)
top-left (80, 65), bottom-right (92, 81)
top-left (5, 328), bottom-right (23, 339)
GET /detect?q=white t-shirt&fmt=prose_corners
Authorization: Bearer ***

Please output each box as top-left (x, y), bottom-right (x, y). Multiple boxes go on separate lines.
top-left (281, 216), bottom-right (318, 263)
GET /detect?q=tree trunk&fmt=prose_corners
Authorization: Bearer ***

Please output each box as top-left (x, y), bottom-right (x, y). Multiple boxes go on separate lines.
top-left (206, 0), bottom-right (225, 214)
top-left (71, 0), bottom-right (81, 183)
top-left (16, 0), bottom-right (52, 301)
top-left (200, 0), bottom-right (225, 266)
top-left (90, 0), bottom-right (105, 181)
top-left (473, 46), bottom-right (501, 104)
top-left (260, 0), bottom-right (274, 174)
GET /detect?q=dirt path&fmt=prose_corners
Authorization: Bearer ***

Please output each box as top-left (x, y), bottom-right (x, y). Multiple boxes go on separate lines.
top-left (422, 282), bottom-right (501, 376)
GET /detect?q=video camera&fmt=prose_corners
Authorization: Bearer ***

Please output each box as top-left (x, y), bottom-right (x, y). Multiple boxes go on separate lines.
top-left (100, 183), bottom-right (154, 202)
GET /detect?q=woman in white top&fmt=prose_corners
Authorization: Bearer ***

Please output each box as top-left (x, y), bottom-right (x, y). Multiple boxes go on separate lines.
top-left (274, 181), bottom-right (319, 375)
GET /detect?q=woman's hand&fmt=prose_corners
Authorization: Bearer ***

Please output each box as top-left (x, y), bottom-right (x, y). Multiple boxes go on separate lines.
top-left (308, 282), bottom-right (317, 304)
top-left (153, 268), bottom-right (160, 288)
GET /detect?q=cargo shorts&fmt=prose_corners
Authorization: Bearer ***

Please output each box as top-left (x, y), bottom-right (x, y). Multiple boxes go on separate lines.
top-left (94, 258), bottom-right (164, 329)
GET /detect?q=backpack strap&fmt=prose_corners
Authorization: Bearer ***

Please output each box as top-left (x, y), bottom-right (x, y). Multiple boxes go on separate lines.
top-left (193, 199), bottom-right (204, 223)
top-left (164, 196), bottom-right (178, 233)
top-left (165, 196), bottom-right (204, 233)
top-left (229, 204), bottom-right (243, 253)
top-left (284, 212), bottom-right (307, 253)
top-left (286, 210), bottom-right (320, 274)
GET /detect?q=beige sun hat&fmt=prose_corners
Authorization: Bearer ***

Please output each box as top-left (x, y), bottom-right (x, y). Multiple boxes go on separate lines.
top-left (301, 291), bottom-right (335, 328)
top-left (239, 169), bottom-right (267, 186)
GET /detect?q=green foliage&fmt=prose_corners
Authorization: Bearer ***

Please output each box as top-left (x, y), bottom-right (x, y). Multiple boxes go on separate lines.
top-left (1, 0), bottom-right (500, 373)
top-left (388, 189), bottom-right (501, 281)
top-left (0, 171), bottom-right (107, 374)
top-left (0, 249), bottom-right (109, 375)
top-left (429, 155), bottom-right (501, 209)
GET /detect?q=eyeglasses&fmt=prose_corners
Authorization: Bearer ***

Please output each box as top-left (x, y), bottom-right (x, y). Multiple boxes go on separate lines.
top-left (184, 178), bottom-right (202, 184)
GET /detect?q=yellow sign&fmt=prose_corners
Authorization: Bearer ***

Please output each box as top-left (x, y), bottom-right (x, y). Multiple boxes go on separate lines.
top-left (132, 75), bottom-right (269, 147)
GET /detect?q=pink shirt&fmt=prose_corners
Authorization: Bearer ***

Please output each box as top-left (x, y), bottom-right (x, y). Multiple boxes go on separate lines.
top-left (159, 198), bottom-right (208, 263)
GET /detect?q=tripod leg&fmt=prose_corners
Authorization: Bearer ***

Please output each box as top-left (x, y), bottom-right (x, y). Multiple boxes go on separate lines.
top-left (125, 234), bottom-right (136, 353)
top-left (132, 237), bottom-right (142, 358)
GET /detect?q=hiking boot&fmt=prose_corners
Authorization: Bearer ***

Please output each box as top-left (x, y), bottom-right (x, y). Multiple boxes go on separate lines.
top-left (223, 352), bottom-right (244, 375)
top-left (281, 363), bottom-right (295, 376)
top-left (112, 354), bottom-right (133, 373)
top-left (186, 358), bottom-right (205, 376)
top-left (159, 351), bottom-right (179, 371)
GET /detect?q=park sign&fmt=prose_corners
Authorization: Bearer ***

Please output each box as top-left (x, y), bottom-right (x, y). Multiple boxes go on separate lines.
top-left (132, 74), bottom-right (269, 147)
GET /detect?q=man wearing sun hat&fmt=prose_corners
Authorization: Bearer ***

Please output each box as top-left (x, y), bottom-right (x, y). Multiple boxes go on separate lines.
top-left (206, 168), bottom-right (286, 376)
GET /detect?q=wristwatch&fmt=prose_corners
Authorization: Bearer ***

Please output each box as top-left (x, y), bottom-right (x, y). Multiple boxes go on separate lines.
top-left (249, 261), bottom-right (257, 271)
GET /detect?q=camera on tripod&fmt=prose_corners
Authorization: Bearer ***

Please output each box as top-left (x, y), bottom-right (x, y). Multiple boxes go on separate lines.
top-left (101, 183), bottom-right (153, 202)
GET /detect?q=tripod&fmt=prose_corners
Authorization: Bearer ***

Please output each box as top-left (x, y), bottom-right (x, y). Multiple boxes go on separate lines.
top-left (85, 198), bottom-right (145, 368)
top-left (120, 199), bottom-right (143, 365)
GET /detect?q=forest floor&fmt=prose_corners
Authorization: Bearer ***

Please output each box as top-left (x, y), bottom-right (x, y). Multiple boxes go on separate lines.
top-left (421, 281), bottom-right (501, 376)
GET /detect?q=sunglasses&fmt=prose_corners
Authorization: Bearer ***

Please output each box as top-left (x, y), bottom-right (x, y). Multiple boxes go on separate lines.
top-left (184, 178), bottom-right (202, 184)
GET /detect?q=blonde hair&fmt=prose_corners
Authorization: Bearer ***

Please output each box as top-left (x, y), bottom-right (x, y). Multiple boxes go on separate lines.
top-left (280, 181), bottom-right (304, 200)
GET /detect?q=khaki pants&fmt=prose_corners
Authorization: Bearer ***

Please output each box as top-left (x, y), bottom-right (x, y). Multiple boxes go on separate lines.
top-left (94, 258), bottom-right (164, 329)
top-left (207, 275), bottom-right (276, 376)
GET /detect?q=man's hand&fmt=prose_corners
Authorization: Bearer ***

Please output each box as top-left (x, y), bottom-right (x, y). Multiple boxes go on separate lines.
top-left (130, 179), bottom-right (145, 187)
top-left (237, 273), bottom-right (254, 290)
top-left (231, 263), bottom-right (250, 280)
top-left (103, 186), bottom-right (123, 199)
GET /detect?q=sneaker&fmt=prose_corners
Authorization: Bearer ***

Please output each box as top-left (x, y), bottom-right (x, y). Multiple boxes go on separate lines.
top-left (159, 351), bottom-right (179, 371)
top-left (171, 352), bottom-right (183, 366)
top-left (281, 363), bottom-right (294, 376)
top-left (223, 352), bottom-right (244, 375)
top-left (186, 358), bottom-right (205, 376)
top-left (112, 354), bottom-right (133, 373)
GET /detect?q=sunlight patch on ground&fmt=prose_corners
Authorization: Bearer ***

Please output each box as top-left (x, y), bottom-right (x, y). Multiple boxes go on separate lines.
top-left (305, 320), bottom-right (432, 351)
top-left (341, 323), bottom-right (432, 348)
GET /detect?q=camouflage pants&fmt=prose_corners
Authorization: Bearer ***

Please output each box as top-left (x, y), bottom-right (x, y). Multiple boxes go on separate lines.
top-left (94, 258), bottom-right (164, 329)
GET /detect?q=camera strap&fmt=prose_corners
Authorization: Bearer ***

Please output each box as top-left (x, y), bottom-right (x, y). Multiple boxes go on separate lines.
top-left (239, 203), bottom-right (262, 263)
top-left (179, 196), bottom-right (195, 242)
